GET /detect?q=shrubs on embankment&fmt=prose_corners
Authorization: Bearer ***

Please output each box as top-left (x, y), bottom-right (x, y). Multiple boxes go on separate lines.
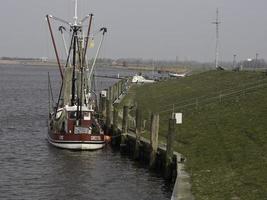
top-left (125, 70), bottom-right (267, 199)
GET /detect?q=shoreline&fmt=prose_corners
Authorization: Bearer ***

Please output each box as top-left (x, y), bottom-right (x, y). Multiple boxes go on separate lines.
top-left (0, 59), bottom-right (189, 73)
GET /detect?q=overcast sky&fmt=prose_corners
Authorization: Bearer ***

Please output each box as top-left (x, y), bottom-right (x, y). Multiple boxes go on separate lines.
top-left (0, 0), bottom-right (267, 62)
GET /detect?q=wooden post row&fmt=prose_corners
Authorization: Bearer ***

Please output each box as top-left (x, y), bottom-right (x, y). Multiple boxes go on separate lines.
top-left (149, 113), bottom-right (159, 169)
top-left (165, 118), bottom-right (176, 179)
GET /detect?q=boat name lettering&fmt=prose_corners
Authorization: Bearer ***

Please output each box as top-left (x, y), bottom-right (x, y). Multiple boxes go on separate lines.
top-left (74, 127), bottom-right (90, 134)
top-left (91, 136), bottom-right (101, 141)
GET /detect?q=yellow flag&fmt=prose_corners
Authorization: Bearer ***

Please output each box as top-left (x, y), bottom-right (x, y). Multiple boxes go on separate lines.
top-left (88, 38), bottom-right (95, 48)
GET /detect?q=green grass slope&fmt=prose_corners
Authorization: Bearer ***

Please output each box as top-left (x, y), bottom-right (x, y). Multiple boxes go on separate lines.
top-left (123, 71), bottom-right (267, 199)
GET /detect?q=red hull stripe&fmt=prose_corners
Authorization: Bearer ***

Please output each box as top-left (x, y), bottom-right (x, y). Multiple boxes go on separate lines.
top-left (48, 131), bottom-right (105, 143)
top-left (47, 135), bottom-right (105, 144)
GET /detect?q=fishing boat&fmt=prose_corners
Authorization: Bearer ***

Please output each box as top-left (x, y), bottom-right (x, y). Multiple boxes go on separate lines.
top-left (168, 72), bottom-right (187, 78)
top-left (46, 0), bottom-right (108, 150)
top-left (131, 74), bottom-right (155, 83)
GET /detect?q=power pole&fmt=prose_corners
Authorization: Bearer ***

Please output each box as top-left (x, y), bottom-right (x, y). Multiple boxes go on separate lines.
top-left (255, 53), bottom-right (259, 69)
top-left (233, 54), bottom-right (237, 69)
top-left (212, 8), bottom-right (221, 69)
top-left (176, 56), bottom-right (179, 65)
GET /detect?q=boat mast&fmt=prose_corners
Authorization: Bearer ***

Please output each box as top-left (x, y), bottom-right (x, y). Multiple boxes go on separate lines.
top-left (71, 0), bottom-right (79, 106)
top-left (76, 34), bottom-right (83, 124)
top-left (71, 26), bottom-right (78, 106)
top-left (70, 0), bottom-right (84, 125)
top-left (78, 42), bottom-right (84, 124)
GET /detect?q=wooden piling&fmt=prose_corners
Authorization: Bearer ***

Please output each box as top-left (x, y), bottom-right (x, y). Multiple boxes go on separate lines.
top-left (120, 80), bottom-right (124, 94)
top-left (120, 105), bottom-right (129, 151)
top-left (118, 80), bottom-right (121, 97)
top-left (120, 80), bottom-right (123, 94)
top-left (116, 81), bottom-right (119, 99)
top-left (117, 81), bottom-right (120, 99)
top-left (99, 93), bottom-right (102, 113)
top-left (101, 96), bottom-right (107, 119)
top-left (121, 106), bottom-right (129, 136)
top-left (121, 79), bottom-right (125, 92)
top-left (149, 113), bottom-right (159, 169)
top-left (112, 84), bottom-right (116, 101)
top-left (120, 80), bottom-right (123, 95)
top-left (114, 82), bottom-right (118, 101)
top-left (106, 99), bottom-right (111, 129)
top-left (99, 92), bottom-right (106, 117)
top-left (134, 107), bottom-right (142, 160)
top-left (112, 103), bottom-right (119, 145)
top-left (112, 103), bottom-right (118, 134)
top-left (108, 86), bottom-right (112, 102)
top-left (105, 87), bottom-right (113, 129)
top-left (111, 85), bottom-right (115, 102)
top-left (122, 79), bottom-right (126, 92)
top-left (165, 118), bottom-right (176, 179)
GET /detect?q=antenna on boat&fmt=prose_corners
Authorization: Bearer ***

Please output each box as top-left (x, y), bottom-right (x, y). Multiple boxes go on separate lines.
top-left (74, 0), bottom-right (78, 25)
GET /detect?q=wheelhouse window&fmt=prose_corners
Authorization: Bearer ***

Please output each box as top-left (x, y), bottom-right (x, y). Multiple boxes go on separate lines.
top-left (69, 111), bottom-right (77, 119)
top-left (83, 112), bottom-right (90, 120)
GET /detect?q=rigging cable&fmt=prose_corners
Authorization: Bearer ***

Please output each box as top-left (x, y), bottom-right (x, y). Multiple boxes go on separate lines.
top-left (59, 26), bottom-right (69, 59)
top-left (88, 28), bottom-right (107, 92)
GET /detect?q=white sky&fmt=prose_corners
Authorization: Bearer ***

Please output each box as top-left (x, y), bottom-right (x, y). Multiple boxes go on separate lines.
top-left (0, 0), bottom-right (267, 62)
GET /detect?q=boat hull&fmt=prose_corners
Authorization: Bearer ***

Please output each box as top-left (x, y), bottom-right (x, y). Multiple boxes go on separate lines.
top-left (47, 132), bottom-right (106, 150)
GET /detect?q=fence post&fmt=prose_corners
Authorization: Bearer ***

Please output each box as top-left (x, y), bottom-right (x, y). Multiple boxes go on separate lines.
top-left (165, 117), bottom-right (176, 179)
top-left (219, 91), bottom-right (222, 103)
top-left (195, 98), bottom-right (199, 110)
top-left (149, 113), bottom-right (159, 169)
top-left (134, 106), bottom-right (142, 160)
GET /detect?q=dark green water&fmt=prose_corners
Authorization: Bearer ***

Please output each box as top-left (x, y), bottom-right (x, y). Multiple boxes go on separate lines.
top-left (0, 64), bottom-right (171, 200)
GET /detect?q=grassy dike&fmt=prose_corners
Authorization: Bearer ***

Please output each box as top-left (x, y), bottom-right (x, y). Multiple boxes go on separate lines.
top-left (120, 70), bottom-right (267, 199)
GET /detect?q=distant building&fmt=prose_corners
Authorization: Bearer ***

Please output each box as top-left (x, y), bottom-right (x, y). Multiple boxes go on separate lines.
top-left (111, 61), bottom-right (118, 66)
top-left (41, 57), bottom-right (48, 62)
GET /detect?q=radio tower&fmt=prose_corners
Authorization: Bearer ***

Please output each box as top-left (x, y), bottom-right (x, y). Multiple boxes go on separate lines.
top-left (212, 8), bottom-right (221, 69)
